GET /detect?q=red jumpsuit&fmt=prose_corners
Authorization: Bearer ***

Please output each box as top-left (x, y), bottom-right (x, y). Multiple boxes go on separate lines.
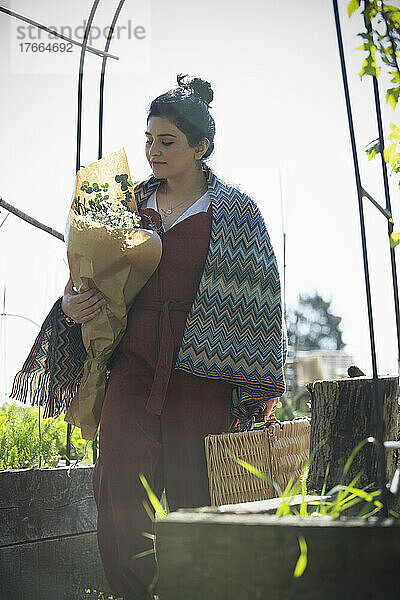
top-left (92, 203), bottom-right (234, 599)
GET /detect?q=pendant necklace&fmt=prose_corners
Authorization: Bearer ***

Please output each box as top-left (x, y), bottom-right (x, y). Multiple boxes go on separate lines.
top-left (158, 181), bottom-right (201, 230)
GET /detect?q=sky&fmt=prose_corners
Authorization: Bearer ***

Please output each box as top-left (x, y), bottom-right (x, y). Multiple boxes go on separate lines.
top-left (1, 0), bottom-right (400, 403)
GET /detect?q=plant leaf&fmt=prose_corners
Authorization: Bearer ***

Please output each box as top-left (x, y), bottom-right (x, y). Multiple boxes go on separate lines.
top-left (389, 123), bottom-right (400, 141)
top-left (348, 0), bottom-right (360, 17)
top-left (390, 232), bottom-right (400, 248)
top-left (227, 451), bottom-right (283, 496)
top-left (386, 87), bottom-right (400, 109)
top-left (293, 535), bottom-right (308, 578)
top-left (384, 143), bottom-right (398, 163)
top-left (139, 474), bottom-right (167, 519)
top-left (342, 437), bottom-right (377, 479)
top-left (132, 548), bottom-right (155, 560)
top-left (142, 500), bottom-right (155, 522)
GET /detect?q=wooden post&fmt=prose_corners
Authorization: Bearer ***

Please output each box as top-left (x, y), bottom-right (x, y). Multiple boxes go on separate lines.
top-left (306, 375), bottom-right (399, 495)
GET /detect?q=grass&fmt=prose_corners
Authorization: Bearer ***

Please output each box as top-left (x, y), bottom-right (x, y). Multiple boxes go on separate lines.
top-left (138, 433), bottom-right (399, 582)
top-left (228, 434), bottom-right (399, 578)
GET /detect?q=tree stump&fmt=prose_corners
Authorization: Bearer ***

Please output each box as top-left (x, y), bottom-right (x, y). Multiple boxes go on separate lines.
top-left (306, 375), bottom-right (399, 495)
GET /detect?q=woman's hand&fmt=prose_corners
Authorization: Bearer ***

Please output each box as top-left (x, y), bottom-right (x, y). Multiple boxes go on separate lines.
top-left (61, 275), bottom-right (107, 324)
top-left (228, 417), bottom-right (241, 433)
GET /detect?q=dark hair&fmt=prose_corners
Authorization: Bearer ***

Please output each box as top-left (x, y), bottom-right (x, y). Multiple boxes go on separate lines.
top-left (146, 73), bottom-right (216, 163)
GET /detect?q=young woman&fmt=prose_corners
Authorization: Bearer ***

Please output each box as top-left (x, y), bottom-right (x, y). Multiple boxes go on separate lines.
top-left (14, 74), bottom-right (287, 600)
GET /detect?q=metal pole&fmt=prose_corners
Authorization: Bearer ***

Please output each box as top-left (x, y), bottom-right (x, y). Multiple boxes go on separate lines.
top-left (66, 423), bottom-right (72, 465)
top-left (0, 313), bottom-right (40, 328)
top-left (0, 6), bottom-right (118, 60)
top-left (92, 433), bottom-right (98, 463)
top-left (0, 198), bottom-right (64, 241)
top-left (332, 0), bottom-right (387, 516)
top-left (76, 0), bottom-right (102, 173)
top-left (362, 5), bottom-right (400, 379)
top-left (98, 0), bottom-right (127, 160)
top-left (70, 0), bottom-right (102, 465)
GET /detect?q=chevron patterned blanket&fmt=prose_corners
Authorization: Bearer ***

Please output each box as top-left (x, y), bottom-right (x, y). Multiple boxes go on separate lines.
top-left (11, 163), bottom-right (287, 432)
top-left (11, 297), bottom-right (86, 419)
top-left (134, 163), bottom-right (288, 429)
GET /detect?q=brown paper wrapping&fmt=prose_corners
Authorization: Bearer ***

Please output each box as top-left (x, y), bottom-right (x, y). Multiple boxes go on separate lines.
top-left (64, 148), bottom-right (162, 440)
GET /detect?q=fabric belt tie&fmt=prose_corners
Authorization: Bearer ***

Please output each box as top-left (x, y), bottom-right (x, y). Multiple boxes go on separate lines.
top-left (134, 298), bottom-right (193, 415)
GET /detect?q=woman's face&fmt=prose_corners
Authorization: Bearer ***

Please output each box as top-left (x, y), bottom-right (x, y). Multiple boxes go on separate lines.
top-left (145, 115), bottom-right (207, 179)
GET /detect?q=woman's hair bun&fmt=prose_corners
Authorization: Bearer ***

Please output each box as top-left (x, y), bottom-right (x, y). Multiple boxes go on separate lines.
top-left (176, 73), bottom-right (213, 107)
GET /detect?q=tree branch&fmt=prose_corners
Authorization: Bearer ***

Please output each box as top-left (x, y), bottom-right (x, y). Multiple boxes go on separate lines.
top-left (0, 197), bottom-right (64, 241)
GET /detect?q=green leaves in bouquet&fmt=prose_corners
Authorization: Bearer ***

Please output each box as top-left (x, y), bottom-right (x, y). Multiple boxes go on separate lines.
top-left (71, 175), bottom-right (141, 228)
top-left (73, 174), bottom-right (134, 214)
top-left (114, 173), bottom-right (133, 209)
top-left (73, 180), bottom-right (111, 216)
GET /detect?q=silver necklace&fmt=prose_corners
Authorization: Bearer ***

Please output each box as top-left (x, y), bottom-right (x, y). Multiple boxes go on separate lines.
top-left (158, 181), bottom-right (207, 228)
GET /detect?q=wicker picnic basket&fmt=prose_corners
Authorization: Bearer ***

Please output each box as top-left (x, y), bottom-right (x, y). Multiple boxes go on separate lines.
top-left (204, 418), bottom-right (311, 506)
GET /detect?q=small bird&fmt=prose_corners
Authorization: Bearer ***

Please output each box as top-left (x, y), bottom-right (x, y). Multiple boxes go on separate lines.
top-left (347, 365), bottom-right (366, 378)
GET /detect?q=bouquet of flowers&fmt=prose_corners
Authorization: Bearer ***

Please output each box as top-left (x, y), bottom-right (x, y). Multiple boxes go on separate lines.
top-left (64, 148), bottom-right (162, 440)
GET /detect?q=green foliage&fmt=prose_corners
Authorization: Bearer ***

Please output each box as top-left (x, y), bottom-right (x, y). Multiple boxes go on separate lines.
top-left (359, 40), bottom-right (381, 77)
top-left (0, 403), bottom-right (62, 469)
top-left (365, 137), bottom-right (381, 159)
top-left (275, 394), bottom-right (310, 421)
top-left (230, 435), bottom-right (391, 521)
top-left (138, 435), bottom-right (399, 584)
top-left (349, 0), bottom-right (400, 207)
top-left (139, 473), bottom-right (168, 520)
top-left (83, 588), bottom-right (114, 599)
top-left (390, 231), bottom-right (400, 248)
top-left (293, 535), bottom-right (308, 578)
top-left (83, 589), bottom-right (145, 600)
top-left (132, 474), bottom-right (170, 564)
top-left (387, 86), bottom-right (400, 109)
top-left (136, 436), bottom-right (399, 584)
top-left (286, 292), bottom-right (345, 351)
top-left (74, 180), bottom-right (113, 215)
top-left (389, 122), bottom-right (400, 140)
top-left (348, 0), bottom-right (360, 18)
top-left (0, 403), bottom-right (93, 470)
top-left (229, 435), bottom-right (400, 575)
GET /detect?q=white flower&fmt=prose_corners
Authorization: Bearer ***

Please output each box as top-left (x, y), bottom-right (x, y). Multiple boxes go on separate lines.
top-left (74, 195), bottom-right (141, 229)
